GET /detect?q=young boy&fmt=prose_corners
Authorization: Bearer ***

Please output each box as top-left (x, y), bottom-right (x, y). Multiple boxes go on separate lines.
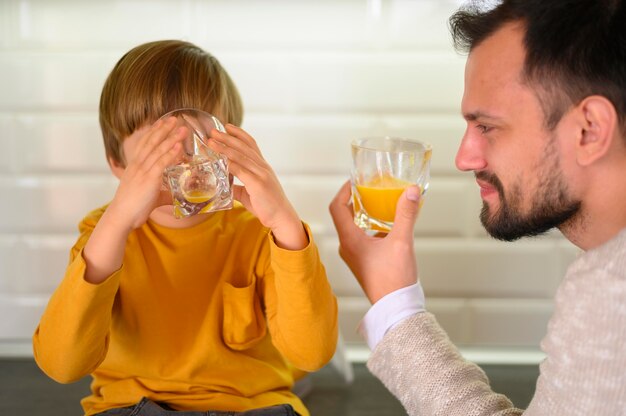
top-left (32, 40), bottom-right (338, 416)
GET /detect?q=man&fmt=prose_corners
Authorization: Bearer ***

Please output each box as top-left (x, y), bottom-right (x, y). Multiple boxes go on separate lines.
top-left (329, 0), bottom-right (626, 414)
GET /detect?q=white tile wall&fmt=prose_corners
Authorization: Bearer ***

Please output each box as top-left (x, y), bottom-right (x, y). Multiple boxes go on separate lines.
top-left (0, 0), bottom-right (578, 354)
top-left (13, 113), bottom-right (108, 173)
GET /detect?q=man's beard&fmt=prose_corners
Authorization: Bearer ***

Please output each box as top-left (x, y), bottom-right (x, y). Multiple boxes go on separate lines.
top-left (477, 145), bottom-right (581, 241)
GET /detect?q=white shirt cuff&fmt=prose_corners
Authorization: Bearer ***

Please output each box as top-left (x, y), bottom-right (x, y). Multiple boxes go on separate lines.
top-left (357, 282), bottom-right (426, 351)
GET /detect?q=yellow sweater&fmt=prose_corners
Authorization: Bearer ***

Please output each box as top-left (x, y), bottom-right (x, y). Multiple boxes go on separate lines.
top-left (33, 204), bottom-right (338, 416)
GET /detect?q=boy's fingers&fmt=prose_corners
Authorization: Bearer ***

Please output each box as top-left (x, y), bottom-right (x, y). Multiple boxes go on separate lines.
top-left (135, 117), bottom-right (179, 164)
top-left (153, 141), bottom-right (183, 173)
top-left (224, 124), bottom-right (262, 154)
top-left (388, 186), bottom-right (421, 242)
top-left (207, 137), bottom-right (265, 178)
top-left (142, 127), bottom-right (186, 172)
top-left (223, 159), bottom-right (258, 186)
top-left (210, 129), bottom-right (265, 167)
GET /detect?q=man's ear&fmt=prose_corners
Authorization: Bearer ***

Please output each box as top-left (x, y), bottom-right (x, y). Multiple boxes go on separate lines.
top-left (575, 95), bottom-right (618, 166)
top-left (107, 156), bottom-right (126, 179)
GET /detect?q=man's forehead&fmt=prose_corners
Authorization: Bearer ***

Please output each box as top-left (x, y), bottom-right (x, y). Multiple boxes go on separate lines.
top-left (462, 22), bottom-right (528, 114)
top-left (466, 22), bottom-right (526, 77)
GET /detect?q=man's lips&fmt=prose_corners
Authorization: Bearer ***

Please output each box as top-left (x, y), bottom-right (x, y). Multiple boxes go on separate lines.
top-left (476, 179), bottom-right (498, 199)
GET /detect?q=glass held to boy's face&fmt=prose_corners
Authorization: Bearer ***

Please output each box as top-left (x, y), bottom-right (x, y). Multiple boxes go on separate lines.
top-left (117, 109), bottom-right (234, 219)
top-left (160, 109), bottom-right (233, 218)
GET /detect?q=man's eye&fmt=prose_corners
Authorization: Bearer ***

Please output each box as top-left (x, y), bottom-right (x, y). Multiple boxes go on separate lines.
top-left (476, 124), bottom-right (492, 134)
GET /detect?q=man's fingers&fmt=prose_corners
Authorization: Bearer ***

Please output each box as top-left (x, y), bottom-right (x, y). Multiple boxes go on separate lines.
top-left (389, 186), bottom-right (421, 242)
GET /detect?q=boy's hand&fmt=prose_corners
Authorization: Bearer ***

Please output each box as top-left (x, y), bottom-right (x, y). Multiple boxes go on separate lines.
top-left (208, 124), bottom-right (308, 250)
top-left (84, 117), bottom-right (186, 284)
top-left (108, 117), bottom-right (186, 231)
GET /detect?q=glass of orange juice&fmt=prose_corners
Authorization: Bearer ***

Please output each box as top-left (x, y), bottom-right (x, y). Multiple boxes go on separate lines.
top-left (161, 108), bottom-right (233, 218)
top-left (351, 137), bottom-right (431, 233)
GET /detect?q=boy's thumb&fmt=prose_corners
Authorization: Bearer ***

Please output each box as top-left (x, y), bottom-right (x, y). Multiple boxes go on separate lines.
top-left (390, 186), bottom-right (421, 240)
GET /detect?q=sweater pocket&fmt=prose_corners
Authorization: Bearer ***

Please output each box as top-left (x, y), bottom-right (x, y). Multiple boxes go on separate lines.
top-left (222, 279), bottom-right (267, 350)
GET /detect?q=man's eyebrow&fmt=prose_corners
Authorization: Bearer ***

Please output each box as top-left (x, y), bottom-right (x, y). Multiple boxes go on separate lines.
top-left (463, 111), bottom-right (503, 122)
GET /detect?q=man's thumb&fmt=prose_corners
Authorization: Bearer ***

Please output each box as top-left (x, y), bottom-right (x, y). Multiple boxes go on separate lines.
top-left (390, 186), bottom-right (421, 239)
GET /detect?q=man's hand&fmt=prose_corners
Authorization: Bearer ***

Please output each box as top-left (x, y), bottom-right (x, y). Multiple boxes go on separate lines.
top-left (329, 181), bottom-right (421, 304)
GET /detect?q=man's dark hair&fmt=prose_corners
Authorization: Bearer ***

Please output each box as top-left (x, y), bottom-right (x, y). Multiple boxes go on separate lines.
top-left (449, 0), bottom-right (626, 131)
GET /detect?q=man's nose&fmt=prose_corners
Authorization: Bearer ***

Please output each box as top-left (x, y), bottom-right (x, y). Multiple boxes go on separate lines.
top-left (455, 131), bottom-right (487, 172)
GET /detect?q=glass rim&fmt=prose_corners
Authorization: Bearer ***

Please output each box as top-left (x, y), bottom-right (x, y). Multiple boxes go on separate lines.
top-left (351, 136), bottom-right (432, 153)
top-left (159, 107), bottom-right (214, 118)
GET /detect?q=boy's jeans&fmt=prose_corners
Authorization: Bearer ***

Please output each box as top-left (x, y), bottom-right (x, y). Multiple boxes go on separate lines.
top-left (94, 397), bottom-right (300, 416)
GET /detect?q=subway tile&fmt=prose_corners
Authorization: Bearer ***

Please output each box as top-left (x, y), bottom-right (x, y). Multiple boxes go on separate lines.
top-left (280, 175), bottom-right (346, 236)
top-left (292, 52), bottom-right (465, 113)
top-left (16, 234), bottom-right (76, 295)
top-left (9, 0), bottom-right (193, 49)
top-left (6, 0), bottom-right (464, 53)
top-left (0, 294), bottom-right (47, 338)
top-left (0, 234), bottom-right (73, 296)
top-left (386, 0), bottom-right (461, 50)
top-left (467, 299), bottom-right (554, 347)
top-left (244, 113), bottom-right (467, 176)
top-left (416, 238), bottom-right (563, 299)
top-left (0, 115), bottom-right (18, 173)
top-left (0, 50), bottom-right (465, 115)
top-left (0, 1), bottom-right (12, 50)
top-left (211, 52), bottom-right (295, 113)
top-left (0, 52), bottom-right (116, 110)
top-left (194, 1), bottom-right (375, 50)
top-left (0, 236), bottom-right (22, 293)
top-left (0, 175), bottom-right (117, 233)
top-left (243, 113), bottom-right (382, 175)
top-left (318, 238), bottom-right (364, 297)
top-left (14, 113), bottom-right (108, 173)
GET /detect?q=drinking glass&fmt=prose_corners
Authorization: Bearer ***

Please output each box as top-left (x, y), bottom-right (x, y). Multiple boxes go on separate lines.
top-left (351, 136), bottom-right (431, 233)
top-left (161, 108), bottom-right (233, 218)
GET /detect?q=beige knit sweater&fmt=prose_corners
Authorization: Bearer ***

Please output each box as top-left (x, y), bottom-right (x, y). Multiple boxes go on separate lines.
top-left (368, 229), bottom-right (626, 415)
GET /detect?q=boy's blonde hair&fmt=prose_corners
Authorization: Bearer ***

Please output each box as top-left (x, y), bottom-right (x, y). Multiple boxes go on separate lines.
top-left (99, 40), bottom-right (243, 166)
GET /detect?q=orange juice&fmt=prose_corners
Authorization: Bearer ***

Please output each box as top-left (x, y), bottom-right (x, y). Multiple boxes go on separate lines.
top-left (182, 189), bottom-right (212, 204)
top-left (355, 176), bottom-right (413, 222)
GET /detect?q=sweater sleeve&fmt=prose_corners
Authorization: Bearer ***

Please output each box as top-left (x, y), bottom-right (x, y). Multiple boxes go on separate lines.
top-left (32, 214), bottom-right (122, 384)
top-left (368, 238), bottom-right (626, 416)
top-left (368, 312), bottom-right (522, 416)
top-left (260, 223), bottom-right (338, 372)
